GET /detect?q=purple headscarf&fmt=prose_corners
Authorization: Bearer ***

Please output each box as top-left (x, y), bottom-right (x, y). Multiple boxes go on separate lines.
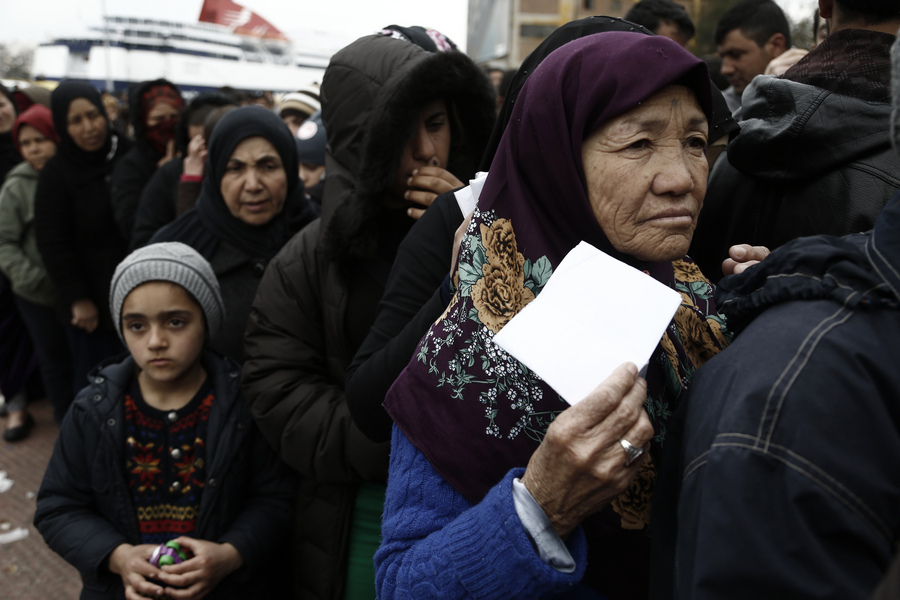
top-left (384, 32), bottom-right (728, 597)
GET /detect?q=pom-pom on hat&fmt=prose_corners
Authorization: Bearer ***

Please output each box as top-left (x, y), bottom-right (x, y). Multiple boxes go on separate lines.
top-left (109, 242), bottom-right (225, 344)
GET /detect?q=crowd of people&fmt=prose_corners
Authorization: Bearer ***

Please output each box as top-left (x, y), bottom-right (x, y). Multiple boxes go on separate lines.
top-left (0, 1), bottom-right (898, 598)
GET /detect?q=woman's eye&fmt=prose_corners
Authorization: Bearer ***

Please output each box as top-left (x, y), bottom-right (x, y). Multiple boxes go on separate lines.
top-left (627, 139), bottom-right (650, 150)
top-left (126, 322), bottom-right (144, 332)
top-left (225, 164), bottom-right (242, 173)
top-left (426, 120), bottom-right (446, 132)
top-left (686, 137), bottom-right (708, 150)
top-left (169, 318), bottom-right (185, 327)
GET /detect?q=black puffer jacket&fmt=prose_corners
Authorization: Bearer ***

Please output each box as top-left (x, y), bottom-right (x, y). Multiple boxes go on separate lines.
top-left (691, 37), bottom-right (900, 281)
top-left (241, 33), bottom-right (495, 600)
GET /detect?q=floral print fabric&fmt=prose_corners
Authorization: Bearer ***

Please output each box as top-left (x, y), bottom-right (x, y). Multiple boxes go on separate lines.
top-left (408, 210), bottom-right (729, 530)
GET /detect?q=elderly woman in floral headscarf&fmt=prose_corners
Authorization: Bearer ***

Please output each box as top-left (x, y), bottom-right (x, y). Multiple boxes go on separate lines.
top-left (376, 32), bottom-right (730, 600)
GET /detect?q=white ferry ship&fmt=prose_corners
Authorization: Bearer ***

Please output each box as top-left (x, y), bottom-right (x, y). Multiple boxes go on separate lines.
top-left (31, 0), bottom-right (338, 93)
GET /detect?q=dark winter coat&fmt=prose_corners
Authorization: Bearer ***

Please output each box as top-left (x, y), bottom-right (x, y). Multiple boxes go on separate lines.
top-left (241, 33), bottom-right (496, 600)
top-left (34, 351), bottom-right (296, 600)
top-left (691, 31), bottom-right (900, 282)
top-left (651, 191), bottom-right (900, 599)
top-left (131, 158), bottom-right (182, 248)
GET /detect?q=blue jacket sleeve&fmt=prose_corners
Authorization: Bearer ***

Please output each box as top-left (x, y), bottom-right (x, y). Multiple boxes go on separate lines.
top-left (376, 425), bottom-right (589, 599)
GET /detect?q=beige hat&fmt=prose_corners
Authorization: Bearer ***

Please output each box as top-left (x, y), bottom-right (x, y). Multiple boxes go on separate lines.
top-left (279, 83), bottom-right (320, 118)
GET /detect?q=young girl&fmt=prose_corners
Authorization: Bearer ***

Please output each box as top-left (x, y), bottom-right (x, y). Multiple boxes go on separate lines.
top-left (35, 242), bottom-right (294, 600)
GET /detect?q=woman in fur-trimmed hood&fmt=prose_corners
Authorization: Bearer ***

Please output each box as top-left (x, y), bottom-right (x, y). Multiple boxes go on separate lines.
top-left (241, 29), bottom-right (495, 600)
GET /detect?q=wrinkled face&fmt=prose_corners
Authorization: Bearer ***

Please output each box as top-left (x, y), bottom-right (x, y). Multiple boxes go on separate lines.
top-left (146, 102), bottom-right (180, 128)
top-left (390, 99), bottom-right (451, 203)
top-left (717, 29), bottom-right (777, 95)
top-left (219, 135), bottom-right (288, 226)
top-left (121, 282), bottom-right (206, 388)
top-left (0, 94), bottom-right (14, 135)
top-left (17, 124), bottom-right (57, 171)
top-left (67, 97), bottom-right (108, 152)
top-left (582, 85), bottom-right (708, 262)
top-left (655, 21), bottom-right (691, 49)
top-left (299, 162), bottom-right (325, 190)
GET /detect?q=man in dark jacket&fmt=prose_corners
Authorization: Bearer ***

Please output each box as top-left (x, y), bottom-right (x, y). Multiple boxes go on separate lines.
top-left (691, 0), bottom-right (900, 282)
top-left (650, 30), bottom-right (900, 600)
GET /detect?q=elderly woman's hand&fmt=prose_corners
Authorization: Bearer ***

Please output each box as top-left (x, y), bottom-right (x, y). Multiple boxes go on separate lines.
top-left (721, 244), bottom-right (771, 277)
top-left (520, 363), bottom-right (653, 539)
top-left (405, 166), bottom-right (464, 219)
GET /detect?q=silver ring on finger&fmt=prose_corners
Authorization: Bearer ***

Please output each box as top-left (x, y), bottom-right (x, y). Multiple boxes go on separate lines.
top-left (619, 438), bottom-right (644, 467)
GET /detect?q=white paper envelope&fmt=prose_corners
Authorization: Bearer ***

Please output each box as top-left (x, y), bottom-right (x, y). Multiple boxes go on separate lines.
top-left (492, 241), bottom-right (682, 405)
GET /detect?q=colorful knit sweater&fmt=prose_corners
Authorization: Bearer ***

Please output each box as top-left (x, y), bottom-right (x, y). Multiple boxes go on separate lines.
top-left (124, 380), bottom-right (213, 544)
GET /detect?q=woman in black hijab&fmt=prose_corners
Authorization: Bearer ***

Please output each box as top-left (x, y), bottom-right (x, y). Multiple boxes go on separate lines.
top-left (151, 105), bottom-right (318, 362)
top-left (35, 82), bottom-right (131, 389)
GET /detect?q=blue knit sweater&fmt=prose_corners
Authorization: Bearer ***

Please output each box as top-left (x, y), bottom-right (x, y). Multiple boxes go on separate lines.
top-left (376, 425), bottom-right (597, 599)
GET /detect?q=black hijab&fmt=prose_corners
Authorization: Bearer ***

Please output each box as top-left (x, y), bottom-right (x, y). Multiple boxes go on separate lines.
top-left (0, 83), bottom-right (22, 181)
top-left (157, 105), bottom-right (311, 261)
top-left (49, 82), bottom-right (125, 183)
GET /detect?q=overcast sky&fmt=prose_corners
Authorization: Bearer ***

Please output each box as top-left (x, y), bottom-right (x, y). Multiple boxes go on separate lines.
top-left (0, 0), bottom-right (817, 52)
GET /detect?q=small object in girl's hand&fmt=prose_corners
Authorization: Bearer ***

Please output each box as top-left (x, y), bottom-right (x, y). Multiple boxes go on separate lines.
top-left (149, 540), bottom-right (190, 566)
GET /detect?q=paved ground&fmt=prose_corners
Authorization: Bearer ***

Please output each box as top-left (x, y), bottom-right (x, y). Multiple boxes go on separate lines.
top-left (1, 397), bottom-right (82, 599)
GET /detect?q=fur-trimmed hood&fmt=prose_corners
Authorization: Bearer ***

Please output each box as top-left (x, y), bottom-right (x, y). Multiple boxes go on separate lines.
top-left (318, 33), bottom-right (496, 263)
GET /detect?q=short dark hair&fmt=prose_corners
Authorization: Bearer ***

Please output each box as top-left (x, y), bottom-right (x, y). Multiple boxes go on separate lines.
top-left (834, 0), bottom-right (900, 23)
top-left (626, 0), bottom-right (695, 40)
top-left (714, 0), bottom-right (791, 48)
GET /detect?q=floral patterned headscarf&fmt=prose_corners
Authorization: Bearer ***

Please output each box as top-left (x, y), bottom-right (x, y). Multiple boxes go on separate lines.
top-left (384, 33), bottom-right (730, 592)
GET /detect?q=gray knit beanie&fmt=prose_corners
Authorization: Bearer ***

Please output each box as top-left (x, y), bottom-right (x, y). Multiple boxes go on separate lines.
top-left (109, 242), bottom-right (225, 344)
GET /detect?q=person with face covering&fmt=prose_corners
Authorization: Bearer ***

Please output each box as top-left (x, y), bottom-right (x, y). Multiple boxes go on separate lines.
top-left (240, 28), bottom-right (495, 600)
top-left (34, 82), bottom-right (131, 393)
top-left (150, 105), bottom-right (318, 363)
top-left (131, 92), bottom-right (238, 248)
top-left (375, 32), bottom-right (730, 600)
top-left (0, 106), bottom-right (74, 435)
top-left (110, 79), bottom-right (184, 246)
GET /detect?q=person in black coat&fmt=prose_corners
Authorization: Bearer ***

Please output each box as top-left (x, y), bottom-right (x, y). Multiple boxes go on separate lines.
top-left (131, 92), bottom-right (238, 248)
top-left (110, 79), bottom-right (184, 246)
top-left (34, 82), bottom-right (131, 390)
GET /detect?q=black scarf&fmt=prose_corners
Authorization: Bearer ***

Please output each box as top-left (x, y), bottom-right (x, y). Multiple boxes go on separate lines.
top-left (49, 82), bottom-right (126, 185)
top-left (159, 106), bottom-right (312, 261)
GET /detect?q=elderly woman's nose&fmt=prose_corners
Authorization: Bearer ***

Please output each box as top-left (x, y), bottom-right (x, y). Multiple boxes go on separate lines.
top-left (243, 168), bottom-right (264, 190)
top-left (651, 150), bottom-right (694, 196)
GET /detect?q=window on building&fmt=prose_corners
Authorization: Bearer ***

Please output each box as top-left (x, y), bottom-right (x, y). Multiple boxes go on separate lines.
top-left (520, 24), bottom-right (558, 38)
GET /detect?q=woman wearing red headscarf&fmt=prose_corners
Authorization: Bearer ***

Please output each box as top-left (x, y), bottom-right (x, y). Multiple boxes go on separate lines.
top-left (0, 105), bottom-right (70, 438)
top-left (110, 79), bottom-right (184, 247)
